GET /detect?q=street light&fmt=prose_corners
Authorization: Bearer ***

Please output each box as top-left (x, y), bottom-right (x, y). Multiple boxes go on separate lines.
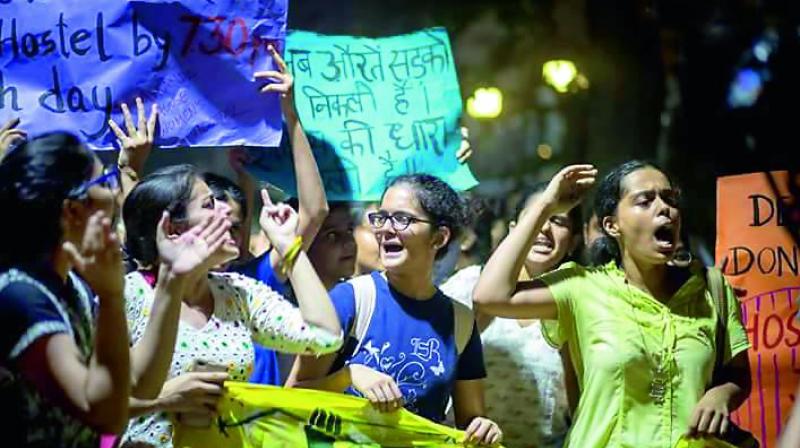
top-left (466, 87), bottom-right (503, 119)
top-left (542, 59), bottom-right (580, 93)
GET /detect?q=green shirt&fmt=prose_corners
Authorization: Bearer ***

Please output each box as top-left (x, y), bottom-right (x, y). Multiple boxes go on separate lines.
top-left (540, 262), bottom-right (750, 448)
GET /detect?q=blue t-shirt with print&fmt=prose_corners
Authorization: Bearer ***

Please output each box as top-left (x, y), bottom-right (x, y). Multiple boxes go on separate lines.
top-left (329, 271), bottom-right (486, 423)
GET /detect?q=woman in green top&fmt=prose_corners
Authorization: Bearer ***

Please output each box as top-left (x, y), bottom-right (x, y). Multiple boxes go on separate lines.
top-left (474, 161), bottom-right (751, 448)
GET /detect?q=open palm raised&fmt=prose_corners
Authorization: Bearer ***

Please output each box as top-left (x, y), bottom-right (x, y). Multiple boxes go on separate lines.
top-left (63, 211), bottom-right (124, 299)
top-left (156, 211), bottom-right (232, 276)
top-left (541, 164), bottom-right (598, 215)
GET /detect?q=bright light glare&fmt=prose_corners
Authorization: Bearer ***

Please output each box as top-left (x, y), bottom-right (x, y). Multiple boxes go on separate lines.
top-left (466, 87), bottom-right (503, 119)
top-left (543, 60), bottom-right (578, 93)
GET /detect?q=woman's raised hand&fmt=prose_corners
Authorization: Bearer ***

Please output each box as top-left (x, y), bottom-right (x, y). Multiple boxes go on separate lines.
top-left (540, 164), bottom-right (598, 215)
top-left (156, 211), bottom-right (232, 275)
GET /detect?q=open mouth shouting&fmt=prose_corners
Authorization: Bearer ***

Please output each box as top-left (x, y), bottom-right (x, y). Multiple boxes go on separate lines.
top-left (652, 221), bottom-right (677, 253)
top-left (380, 239), bottom-right (405, 261)
top-left (531, 235), bottom-right (555, 254)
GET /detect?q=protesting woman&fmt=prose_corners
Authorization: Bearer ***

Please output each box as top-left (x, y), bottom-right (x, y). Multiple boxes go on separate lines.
top-left (289, 174), bottom-right (502, 446)
top-left (473, 162), bottom-right (751, 447)
top-left (120, 165), bottom-right (343, 447)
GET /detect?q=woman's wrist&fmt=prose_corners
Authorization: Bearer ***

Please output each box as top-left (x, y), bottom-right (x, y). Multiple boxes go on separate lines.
top-left (273, 235), bottom-right (300, 256)
top-left (157, 262), bottom-right (190, 286)
top-left (278, 236), bottom-right (304, 275)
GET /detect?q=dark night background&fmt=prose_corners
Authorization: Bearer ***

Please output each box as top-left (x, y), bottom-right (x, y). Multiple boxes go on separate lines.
top-left (291, 0), bottom-right (800, 253)
top-left (136, 0), bottom-right (800, 258)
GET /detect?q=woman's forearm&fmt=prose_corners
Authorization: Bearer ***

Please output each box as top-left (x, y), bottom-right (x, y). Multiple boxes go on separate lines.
top-left (130, 266), bottom-right (186, 398)
top-left (286, 252), bottom-right (341, 335)
top-left (84, 294), bottom-right (131, 433)
top-left (288, 365), bottom-right (352, 393)
top-left (286, 114), bottom-right (328, 250)
top-left (474, 200), bottom-right (554, 305)
top-left (128, 396), bottom-right (164, 417)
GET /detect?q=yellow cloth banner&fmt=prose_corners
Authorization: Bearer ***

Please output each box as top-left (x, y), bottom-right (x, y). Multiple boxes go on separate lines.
top-left (673, 436), bottom-right (738, 448)
top-left (173, 382), bottom-right (487, 447)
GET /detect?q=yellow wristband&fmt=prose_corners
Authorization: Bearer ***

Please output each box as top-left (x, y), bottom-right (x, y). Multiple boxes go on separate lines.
top-left (280, 236), bottom-right (303, 275)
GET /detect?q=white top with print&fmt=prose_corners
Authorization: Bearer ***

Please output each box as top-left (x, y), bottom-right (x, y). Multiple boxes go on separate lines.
top-left (482, 318), bottom-right (569, 448)
top-left (442, 265), bottom-right (570, 448)
top-left (121, 271), bottom-right (342, 448)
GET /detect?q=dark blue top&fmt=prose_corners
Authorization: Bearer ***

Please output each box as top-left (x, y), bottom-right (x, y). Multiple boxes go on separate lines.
top-left (0, 264), bottom-right (97, 447)
top-left (329, 271), bottom-right (486, 423)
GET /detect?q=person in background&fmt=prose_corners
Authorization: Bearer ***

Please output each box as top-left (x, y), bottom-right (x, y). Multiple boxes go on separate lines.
top-left (779, 380), bottom-right (800, 447)
top-left (474, 162), bottom-right (751, 447)
top-left (354, 202), bottom-right (383, 275)
top-left (440, 182), bottom-right (581, 447)
top-left (119, 165), bottom-right (343, 448)
top-left (302, 201), bottom-right (359, 290)
top-left (288, 174), bottom-right (502, 446)
top-left (0, 133), bottom-right (130, 447)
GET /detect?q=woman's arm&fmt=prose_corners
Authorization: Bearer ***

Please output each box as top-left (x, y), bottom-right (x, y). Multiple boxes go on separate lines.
top-left (286, 353), bottom-right (350, 392)
top-left (779, 381), bottom-right (800, 448)
top-left (688, 351), bottom-right (751, 436)
top-left (128, 371), bottom-right (228, 418)
top-left (287, 355), bottom-right (405, 413)
top-left (128, 266), bottom-right (185, 398)
top-left (256, 45), bottom-right (329, 281)
top-left (110, 98), bottom-right (157, 208)
top-left (452, 379), bottom-right (503, 445)
top-left (473, 165), bottom-right (596, 320)
top-left (256, 191), bottom-right (341, 337)
top-left (16, 212), bottom-right (131, 433)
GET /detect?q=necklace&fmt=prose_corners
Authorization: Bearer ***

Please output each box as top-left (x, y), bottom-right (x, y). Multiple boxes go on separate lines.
top-left (624, 277), bottom-right (671, 405)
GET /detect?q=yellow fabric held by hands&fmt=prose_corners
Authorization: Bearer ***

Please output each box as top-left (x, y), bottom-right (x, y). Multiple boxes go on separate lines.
top-left (173, 382), bottom-right (494, 447)
top-left (673, 436), bottom-right (738, 448)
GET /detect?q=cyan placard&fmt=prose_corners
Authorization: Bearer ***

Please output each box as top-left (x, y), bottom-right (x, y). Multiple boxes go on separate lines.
top-left (247, 27), bottom-right (478, 201)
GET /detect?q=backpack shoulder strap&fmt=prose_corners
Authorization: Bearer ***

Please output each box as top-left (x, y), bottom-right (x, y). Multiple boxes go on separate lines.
top-left (706, 266), bottom-right (728, 370)
top-left (346, 273), bottom-right (379, 356)
top-left (707, 266), bottom-right (728, 328)
top-left (452, 299), bottom-right (475, 356)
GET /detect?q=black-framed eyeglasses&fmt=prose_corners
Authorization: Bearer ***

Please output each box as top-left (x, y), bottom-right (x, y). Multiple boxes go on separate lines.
top-left (367, 211), bottom-right (434, 231)
top-left (69, 166), bottom-right (121, 198)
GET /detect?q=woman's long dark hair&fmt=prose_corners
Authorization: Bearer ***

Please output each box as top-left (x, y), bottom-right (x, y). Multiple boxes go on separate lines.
top-left (123, 164), bottom-right (199, 267)
top-left (589, 160), bottom-right (669, 266)
top-left (0, 132), bottom-right (95, 266)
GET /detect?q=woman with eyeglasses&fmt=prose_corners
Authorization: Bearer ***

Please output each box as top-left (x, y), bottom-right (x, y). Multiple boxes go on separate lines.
top-left (0, 132), bottom-right (129, 447)
top-left (288, 174), bottom-right (502, 446)
top-left (473, 162), bottom-right (751, 447)
top-left (119, 165), bottom-right (343, 448)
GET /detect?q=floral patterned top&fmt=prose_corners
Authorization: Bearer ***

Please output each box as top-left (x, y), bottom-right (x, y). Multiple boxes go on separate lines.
top-left (0, 266), bottom-right (97, 448)
top-left (121, 271), bottom-right (343, 448)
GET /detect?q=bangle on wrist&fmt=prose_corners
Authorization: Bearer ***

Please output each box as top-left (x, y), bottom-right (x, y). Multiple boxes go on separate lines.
top-left (280, 236), bottom-right (303, 275)
top-left (118, 163), bottom-right (139, 181)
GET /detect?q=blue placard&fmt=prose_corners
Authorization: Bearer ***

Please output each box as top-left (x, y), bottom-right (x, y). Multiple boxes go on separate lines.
top-left (0, 0), bottom-right (287, 149)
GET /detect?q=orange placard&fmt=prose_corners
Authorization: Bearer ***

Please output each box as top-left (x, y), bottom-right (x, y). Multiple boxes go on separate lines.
top-left (715, 171), bottom-right (800, 448)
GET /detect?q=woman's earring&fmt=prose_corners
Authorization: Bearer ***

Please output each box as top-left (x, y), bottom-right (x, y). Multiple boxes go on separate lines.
top-left (669, 248), bottom-right (693, 268)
